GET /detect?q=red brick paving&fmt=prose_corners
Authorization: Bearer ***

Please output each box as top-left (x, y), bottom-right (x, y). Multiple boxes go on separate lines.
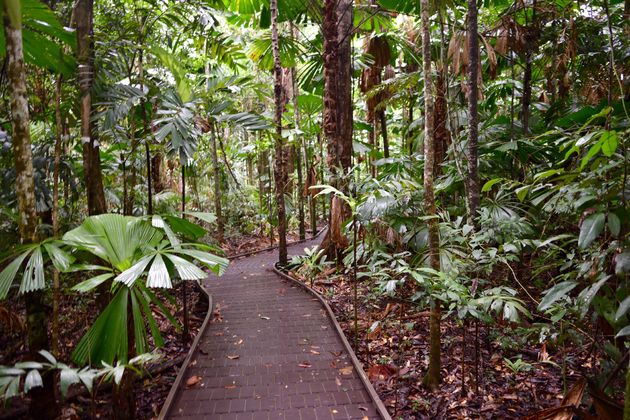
top-left (167, 239), bottom-right (383, 419)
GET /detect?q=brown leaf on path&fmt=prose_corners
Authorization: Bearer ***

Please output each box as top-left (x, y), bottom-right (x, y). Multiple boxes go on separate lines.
top-left (335, 377), bottom-right (342, 386)
top-left (310, 349), bottom-right (321, 355)
top-left (227, 355), bottom-right (240, 360)
top-left (185, 375), bottom-right (202, 388)
top-left (298, 361), bottom-right (312, 368)
top-left (339, 366), bottom-right (353, 375)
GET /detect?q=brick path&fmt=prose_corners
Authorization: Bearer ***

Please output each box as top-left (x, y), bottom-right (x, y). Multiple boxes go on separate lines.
top-left (166, 239), bottom-right (384, 420)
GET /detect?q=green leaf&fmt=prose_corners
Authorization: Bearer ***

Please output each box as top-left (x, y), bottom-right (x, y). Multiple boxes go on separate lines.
top-left (173, 249), bottom-right (229, 276)
top-left (579, 140), bottom-right (602, 170)
top-left (43, 242), bottom-right (74, 272)
top-left (538, 281), bottom-right (578, 311)
top-left (481, 178), bottom-right (503, 192)
top-left (616, 325), bottom-right (630, 338)
top-left (607, 213), bottom-right (621, 237)
top-left (59, 368), bottom-right (80, 397)
top-left (73, 288), bottom-right (129, 365)
top-left (600, 131), bottom-right (618, 157)
top-left (146, 254), bottom-right (172, 288)
top-left (0, 250), bottom-right (30, 299)
top-left (577, 275), bottom-right (610, 317)
top-left (19, 247), bottom-right (45, 294)
top-left (23, 369), bottom-right (42, 393)
top-left (163, 254), bottom-right (206, 280)
top-left (72, 273), bottom-right (114, 293)
top-left (615, 250), bottom-right (630, 276)
top-left (578, 213), bottom-right (605, 249)
top-left (114, 256), bottom-right (154, 287)
top-left (615, 296), bottom-right (630, 321)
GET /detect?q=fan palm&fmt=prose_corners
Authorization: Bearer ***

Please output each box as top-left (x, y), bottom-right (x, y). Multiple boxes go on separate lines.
top-left (63, 214), bottom-right (228, 365)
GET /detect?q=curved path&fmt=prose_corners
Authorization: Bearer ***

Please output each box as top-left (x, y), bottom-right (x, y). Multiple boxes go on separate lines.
top-left (162, 238), bottom-right (387, 420)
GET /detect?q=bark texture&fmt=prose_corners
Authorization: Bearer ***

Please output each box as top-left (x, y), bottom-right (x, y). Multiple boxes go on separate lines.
top-left (321, 0), bottom-right (353, 262)
top-left (421, 0), bottom-right (442, 390)
top-left (271, 0), bottom-right (288, 265)
top-left (3, 3), bottom-right (59, 417)
top-left (210, 123), bottom-right (224, 242)
top-left (75, 0), bottom-right (107, 215)
top-left (467, 0), bottom-right (480, 225)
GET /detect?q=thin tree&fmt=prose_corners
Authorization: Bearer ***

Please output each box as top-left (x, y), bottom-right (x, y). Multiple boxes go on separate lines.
top-left (75, 0), bottom-right (107, 215)
top-left (3, 0), bottom-right (59, 417)
top-left (421, 0), bottom-right (442, 390)
top-left (467, 0), bottom-right (480, 225)
top-left (271, 0), bottom-right (288, 265)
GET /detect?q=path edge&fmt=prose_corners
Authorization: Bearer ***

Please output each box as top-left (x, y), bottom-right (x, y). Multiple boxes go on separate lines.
top-left (158, 281), bottom-right (214, 420)
top-left (272, 264), bottom-right (392, 420)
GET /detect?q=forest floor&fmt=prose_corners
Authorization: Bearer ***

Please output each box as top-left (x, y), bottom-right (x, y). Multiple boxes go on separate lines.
top-left (286, 268), bottom-right (623, 419)
top-left (0, 283), bottom-right (206, 420)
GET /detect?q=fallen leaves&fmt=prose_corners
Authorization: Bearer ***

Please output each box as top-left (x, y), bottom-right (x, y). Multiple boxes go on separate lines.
top-left (185, 375), bottom-right (202, 388)
top-left (227, 355), bottom-right (240, 360)
top-left (339, 366), bottom-right (353, 376)
top-left (298, 361), bottom-right (312, 368)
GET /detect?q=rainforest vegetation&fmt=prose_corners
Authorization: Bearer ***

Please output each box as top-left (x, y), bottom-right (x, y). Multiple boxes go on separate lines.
top-left (0, 0), bottom-right (629, 418)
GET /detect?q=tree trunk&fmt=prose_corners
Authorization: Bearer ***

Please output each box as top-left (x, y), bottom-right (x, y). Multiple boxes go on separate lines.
top-left (380, 109), bottom-right (389, 158)
top-left (75, 0), bottom-right (107, 215)
top-left (467, 0), bottom-right (480, 225)
top-left (210, 123), bottom-right (224, 242)
top-left (421, 0), bottom-right (441, 390)
top-left (271, 0), bottom-right (288, 265)
top-left (321, 0), bottom-right (353, 262)
top-left (3, 2), bottom-right (58, 417)
top-left (291, 24), bottom-right (306, 241)
top-left (52, 75), bottom-right (63, 356)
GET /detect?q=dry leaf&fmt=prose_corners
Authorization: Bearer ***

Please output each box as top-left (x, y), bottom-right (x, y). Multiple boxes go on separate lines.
top-left (227, 355), bottom-right (240, 360)
top-left (310, 350), bottom-right (321, 355)
top-left (298, 362), bottom-right (312, 368)
top-left (186, 375), bottom-right (202, 388)
top-left (335, 377), bottom-right (342, 386)
top-left (260, 316), bottom-right (270, 320)
top-left (339, 366), bottom-right (353, 375)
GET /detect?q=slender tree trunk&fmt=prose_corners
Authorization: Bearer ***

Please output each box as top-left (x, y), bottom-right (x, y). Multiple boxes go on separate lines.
top-left (75, 0), bottom-right (107, 215)
top-left (291, 24), bottom-right (306, 241)
top-left (380, 109), bottom-right (389, 158)
top-left (181, 165), bottom-right (189, 343)
top-left (3, 2), bottom-right (58, 417)
top-left (467, 0), bottom-right (480, 225)
top-left (421, 0), bottom-right (442, 390)
top-left (210, 123), bottom-right (224, 241)
top-left (271, 0), bottom-right (288, 265)
top-left (139, 49), bottom-right (153, 215)
top-left (52, 75), bottom-right (63, 356)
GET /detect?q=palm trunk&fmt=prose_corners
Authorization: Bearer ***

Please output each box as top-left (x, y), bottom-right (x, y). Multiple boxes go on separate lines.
top-left (290, 24), bottom-right (306, 241)
top-left (467, 0), bottom-right (480, 224)
top-left (421, 0), bottom-right (441, 390)
top-left (181, 164), bottom-right (189, 343)
top-left (76, 0), bottom-right (106, 215)
top-left (210, 123), bottom-right (224, 241)
top-left (321, 0), bottom-right (353, 262)
top-left (52, 75), bottom-right (63, 356)
top-left (3, 2), bottom-right (58, 417)
top-left (380, 109), bottom-right (389, 158)
top-left (271, 0), bottom-right (288, 265)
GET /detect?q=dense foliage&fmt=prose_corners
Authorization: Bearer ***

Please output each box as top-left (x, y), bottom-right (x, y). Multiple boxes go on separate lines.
top-left (0, 0), bottom-right (629, 418)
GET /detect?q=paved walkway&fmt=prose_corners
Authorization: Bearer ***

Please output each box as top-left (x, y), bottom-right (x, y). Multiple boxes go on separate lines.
top-left (166, 239), bottom-right (384, 420)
